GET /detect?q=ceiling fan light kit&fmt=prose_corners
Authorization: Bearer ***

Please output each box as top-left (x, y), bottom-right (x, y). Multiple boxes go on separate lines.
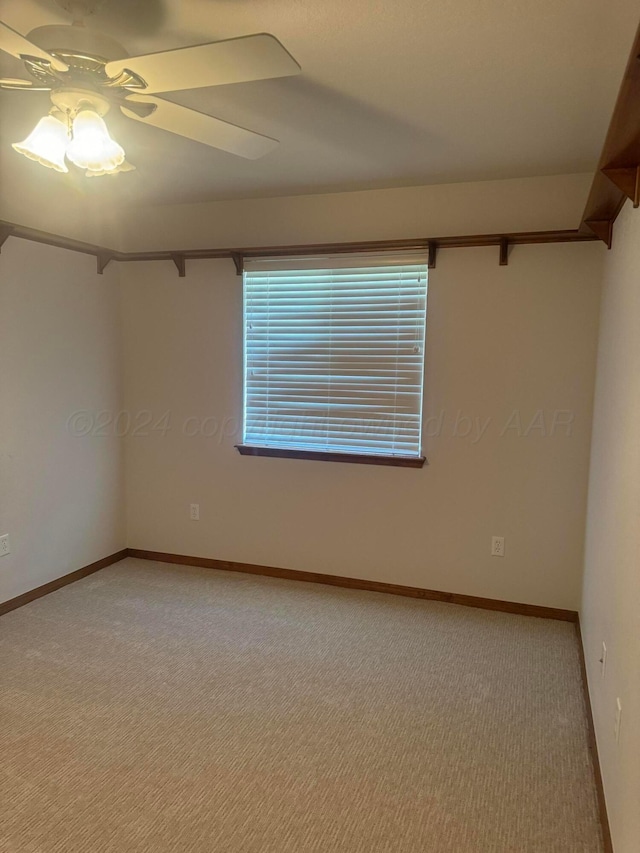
top-left (0, 0), bottom-right (301, 178)
top-left (12, 111), bottom-right (70, 172)
top-left (13, 91), bottom-right (130, 176)
top-left (66, 108), bottom-right (124, 171)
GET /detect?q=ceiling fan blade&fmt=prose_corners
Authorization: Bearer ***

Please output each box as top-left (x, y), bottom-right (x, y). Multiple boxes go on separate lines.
top-left (121, 95), bottom-right (279, 160)
top-left (0, 21), bottom-right (68, 71)
top-left (106, 33), bottom-right (300, 95)
top-left (0, 77), bottom-right (51, 90)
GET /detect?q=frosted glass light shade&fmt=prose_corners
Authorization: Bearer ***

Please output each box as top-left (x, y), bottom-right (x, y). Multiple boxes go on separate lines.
top-left (67, 110), bottom-right (125, 172)
top-left (85, 159), bottom-right (136, 177)
top-left (12, 114), bottom-right (70, 172)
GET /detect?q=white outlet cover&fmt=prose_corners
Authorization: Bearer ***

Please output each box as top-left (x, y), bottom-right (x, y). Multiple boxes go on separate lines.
top-left (0, 534), bottom-right (10, 556)
top-left (190, 503), bottom-right (200, 520)
top-left (491, 536), bottom-right (505, 557)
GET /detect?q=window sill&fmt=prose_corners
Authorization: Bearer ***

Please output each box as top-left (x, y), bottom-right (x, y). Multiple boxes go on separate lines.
top-left (235, 445), bottom-right (426, 468)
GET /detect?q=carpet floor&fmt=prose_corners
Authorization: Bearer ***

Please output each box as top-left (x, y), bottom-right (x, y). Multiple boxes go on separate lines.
top-left (0, 558), bottom-right (602, 852)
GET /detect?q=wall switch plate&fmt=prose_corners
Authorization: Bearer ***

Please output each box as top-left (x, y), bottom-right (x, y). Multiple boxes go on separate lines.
top-left (0, 534), bottom-right (10, 556)
top-left (600, 642), bottom-right (607, 679)
top-left (190, 503), bottom-right (200, 521)
top-left (615, 698), bottom-right (622, 743)
top-left (491, 536), bottom-right (505, 557)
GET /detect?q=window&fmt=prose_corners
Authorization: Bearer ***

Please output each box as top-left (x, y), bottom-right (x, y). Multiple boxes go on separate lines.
top-left (240, 257), bottom-right (428, 466)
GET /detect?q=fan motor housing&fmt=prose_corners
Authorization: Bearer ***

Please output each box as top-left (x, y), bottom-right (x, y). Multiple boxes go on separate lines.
top-left (51, 86), bottom-right (111, 117)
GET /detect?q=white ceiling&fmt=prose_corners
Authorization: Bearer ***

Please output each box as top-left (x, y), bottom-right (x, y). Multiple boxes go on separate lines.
top-left (0, 0), bottom-right (638, 205)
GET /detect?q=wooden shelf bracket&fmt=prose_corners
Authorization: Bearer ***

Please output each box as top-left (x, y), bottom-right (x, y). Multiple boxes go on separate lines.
top-left (231, 252), bottom-right (244, 276)
top-left (499, 237), bottom-right (509, 266)
top-left (602, 165), bottom-right (640, 208)
top-left (171, 253), bottom-right (186, 277)
top-left (584, 219), bottom-right (614, 249)
top-left (96, 253), bottom-right (113, 275)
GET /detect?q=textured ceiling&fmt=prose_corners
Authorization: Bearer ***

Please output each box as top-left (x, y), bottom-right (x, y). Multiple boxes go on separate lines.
top-left (0, 0), bottom-right (638, 205)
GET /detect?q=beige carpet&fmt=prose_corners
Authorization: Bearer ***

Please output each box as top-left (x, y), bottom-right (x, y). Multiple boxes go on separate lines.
top-left (0, 558), bottom-right (602, 852)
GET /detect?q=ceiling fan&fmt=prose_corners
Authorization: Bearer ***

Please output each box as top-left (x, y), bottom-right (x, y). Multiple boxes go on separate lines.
top-left (0, 0), bottom-right (301, 176)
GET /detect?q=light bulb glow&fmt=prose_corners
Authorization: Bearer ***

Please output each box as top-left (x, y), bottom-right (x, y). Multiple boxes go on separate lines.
top-left (12, 114), bottom-right (70, 173)
top-left (67, 110), bottom-right (125, 173)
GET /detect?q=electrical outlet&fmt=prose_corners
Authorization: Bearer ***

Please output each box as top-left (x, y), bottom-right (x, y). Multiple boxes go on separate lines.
top-left (0, 534), bottom-right (10, 556)
top-left (615, 698), bottom-right (622, 743)
top-left (190, 503), bottom-right (200, 521)
top-left (600, 642), bottom-right (607, 679)
top-left (491, 536), bottom-right (505, 557)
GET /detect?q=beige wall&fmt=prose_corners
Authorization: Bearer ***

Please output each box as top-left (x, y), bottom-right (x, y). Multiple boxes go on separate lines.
top-left (581, 201), bottom-right (640, 852)
top-left (0, 174), bottom-right (603, 612)
top-left (120, 196), bottom-right (603, 608)
top-left (0, 239), bottom-right (125, 603)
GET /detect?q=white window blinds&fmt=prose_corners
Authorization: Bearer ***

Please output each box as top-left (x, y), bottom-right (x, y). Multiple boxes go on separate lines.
top-left (243, 259), bottom-right (428, 458)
